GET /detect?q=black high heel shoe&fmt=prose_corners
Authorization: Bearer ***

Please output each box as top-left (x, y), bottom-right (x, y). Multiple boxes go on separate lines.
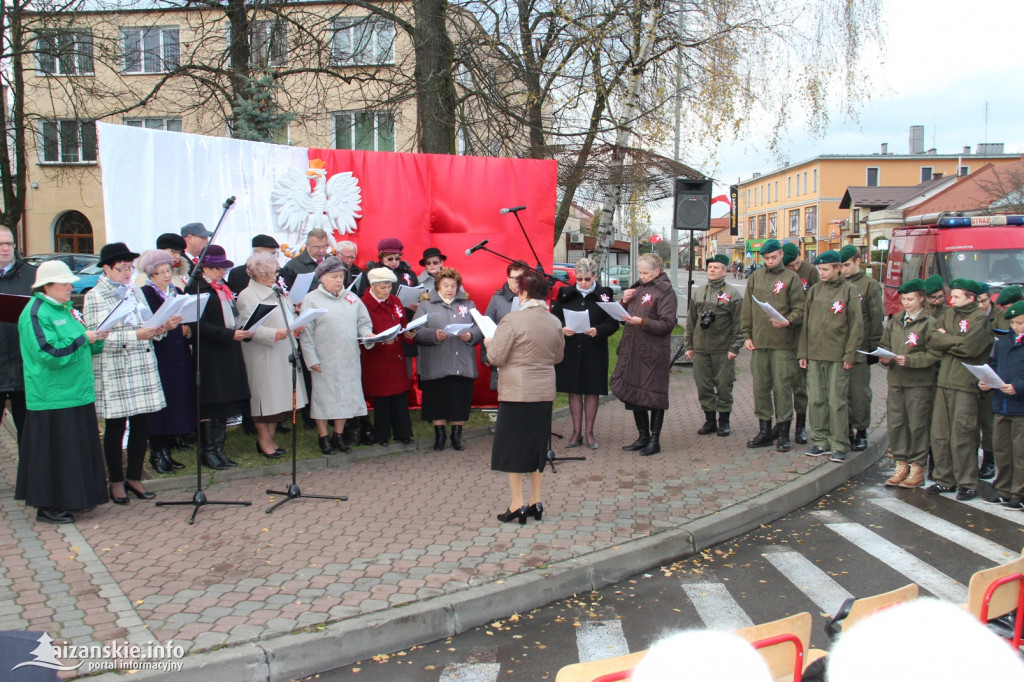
top-left (109, 486), bottom-right (129, 505)
top-left (565, 434), bottom-right (584, 449)
top-left (256, 444), bottom-right (284, 459)
top-left (527, 502), bottom-right (543, 521)
top-left (124, 482), bottom-right (156, 500)
top-left (497, 505), bottom-right (529, 525)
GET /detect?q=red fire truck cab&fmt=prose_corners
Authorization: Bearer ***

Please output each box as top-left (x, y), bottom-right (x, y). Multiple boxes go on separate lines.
top-left (883, 214), bottom-right (1024, 317)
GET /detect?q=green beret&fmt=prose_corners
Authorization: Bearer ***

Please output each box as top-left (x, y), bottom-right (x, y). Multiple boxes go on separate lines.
top-left (761, 239), bottom-right (782, 255)
top-left (898, 278), bottom-right (926, 294)
top-left (978, 282), bottom-right (990, 294)
top-left (996, 285), bottom-right (1023, 306)
top-left (814, 250), bottom-right (841, 265)
top-left (1005, 299), bottom-right (1024, 320)
top-left (839, 245), bottom-right (860, 262)
top-left (923, 275), bottom-right (945, 295)
top-left (782, 243), bottom-right (800, 265)
top-left (949, 278), bottom-right (981, 295)
top-left (708, 254), bottom-right (730, 267)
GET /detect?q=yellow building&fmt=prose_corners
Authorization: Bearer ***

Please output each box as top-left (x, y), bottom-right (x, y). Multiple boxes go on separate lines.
top-left (731, 134), bottom-right (1019, 265)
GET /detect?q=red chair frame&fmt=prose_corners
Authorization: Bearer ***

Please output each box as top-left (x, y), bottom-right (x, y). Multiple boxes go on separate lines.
top-left (752, 632), bottom-right (805, 682)
top-left (979, 571), bottom-right (1024, 649)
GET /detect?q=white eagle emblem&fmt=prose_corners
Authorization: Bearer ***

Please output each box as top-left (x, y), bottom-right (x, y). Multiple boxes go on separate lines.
top-left (457, 305), bottom-right (469, 317)
top-left (801, 278), bottom-right (808, 290)
top-left (394, 304), bottom-right (404, 318)
top-left (641, 293), bottom-right (652, 306)
top-left (831, 300), bottom-right (844, 314)
top-left (717, 292), bottom-right (731, 302)
top-left (958, 319), bottom-right (969, 334)
top-left (772, 280), bottom-right (785, 294)
top-left (272, 158), bottom-right (362, 256)
top-left (600, 293), bottom-right (610, 302)
top-left (906, 332), bottom-right (918, 347)
top-left (345, 292), bottom-right (358, 304)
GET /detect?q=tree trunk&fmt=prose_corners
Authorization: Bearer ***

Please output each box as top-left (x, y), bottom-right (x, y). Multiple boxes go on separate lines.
top-left (0, 0), bottom-right (27, 236)
top-left (414, 0), bottom-right (457, 154)
top-left (225, 0), bottom-right (251, 136)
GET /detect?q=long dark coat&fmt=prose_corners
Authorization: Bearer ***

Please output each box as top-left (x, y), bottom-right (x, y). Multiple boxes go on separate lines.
top-left (610, 272), bottom-right (678, 409)
top-left (186, 278), bottom-right (250, 411)
top-left (551, 285), bottom-right (620, 395)
top-left (0, 258), bottom-right (36, 392)
top-left (141, 284), bottom-right (197, 435)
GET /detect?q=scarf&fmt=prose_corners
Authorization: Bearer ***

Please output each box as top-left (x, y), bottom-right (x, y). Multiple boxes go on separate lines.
top-left (520, 298), bottom-right (546, 311)
top-left (576, 282), bottom-right (596, 296)
top-left (208, 279), bottom-right (234, 303)
top-left (441, 295), bottom-right (455, 306)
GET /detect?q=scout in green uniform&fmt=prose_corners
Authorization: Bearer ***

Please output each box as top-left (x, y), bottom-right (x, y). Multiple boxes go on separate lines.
top-left (879, 279), bottom-right (941, 488)
top-left (924, 278), bottom-right (994, 500)
top-left (740, 239), bottom-right (805, 451)
top-left (839, 245), bottom-right (883, 452)
top-left (976, 281), bottom-right (996, 479)
top-left (995, 285), bottom-right (1023, 312)
top-left (924, 275), bottom-right (947, 320)
top-left (685, 254), bottom-right (743, 436)
top-left (797, 251), bottom-right (863, 462)
top-left (784, 242), bottom-right (819, 445)
top-left (979, 300), bottom-right (1024, 508)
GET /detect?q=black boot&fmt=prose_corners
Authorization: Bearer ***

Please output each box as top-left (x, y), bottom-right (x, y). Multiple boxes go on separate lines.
top-left (433, 425), bottom-right (447, 451)
top-left (318, 435), bottom-right (336, 455)
top-left (359, 416), bottom-right (376, 446)
top-left (213, 419), bottom-right (237, 467)
top-left (330, 431), bottom-right (350, 454)
top-left (623, 410), bottom-right (650, 451)
top-left (149, 446), bottom-right (173, 474)
top-left (747, 420), bottom-right (774, 448)
top-left (697, 411), bottom-right (717, 435)
top-left (165, 449), bottom-right (186, 470)
top-left (852, 429), bottom-right (868, 452)
top-left (342, 419), bottom-right (361, 446)
top-left (794, 414), bottom-right (808, 445)
top-left (775, 421), bottom-right (791, 452)
top-left (979, 450), bottom-right (996, 479)
top-left (200, 422), bottom-right (227, 471)
top-left (717, 412), bottom-right (731, 437)
top-left (450, 425), bottom-right (464, 451)
top-left (640, 410), bottom-right (664, 456)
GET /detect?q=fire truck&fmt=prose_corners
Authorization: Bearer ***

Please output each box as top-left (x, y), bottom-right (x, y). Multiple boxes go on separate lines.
top-left (883, 214), bottom-right (1024, 316)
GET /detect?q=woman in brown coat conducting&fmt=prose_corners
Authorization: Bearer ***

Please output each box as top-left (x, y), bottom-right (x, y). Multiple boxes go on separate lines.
top-left (610, 252), bottom-right (678, 456)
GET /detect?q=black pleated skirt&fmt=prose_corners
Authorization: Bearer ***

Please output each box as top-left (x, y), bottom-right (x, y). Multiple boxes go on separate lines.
top-left (420, 376), bottom-right (474, 422)
top-left (16, 405), bottom-right (108, 512)
top-left (490, 401), bottom-right (552, 473)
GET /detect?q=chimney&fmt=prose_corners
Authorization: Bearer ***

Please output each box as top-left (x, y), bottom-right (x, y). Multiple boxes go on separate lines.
top-left (963, 146), bottom-right (971, 155)
top-left (909, 125), bottom-right (924, 154)
top-left (881, 142), bottom-right (888, 155)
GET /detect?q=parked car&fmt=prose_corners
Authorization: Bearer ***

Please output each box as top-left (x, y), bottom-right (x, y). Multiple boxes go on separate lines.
top-left (71, 263), bottom-right (103, 294)
top-left (23, 252), bottom-right (99, 272)
top-left (550, 264), bottom-right (577, 299)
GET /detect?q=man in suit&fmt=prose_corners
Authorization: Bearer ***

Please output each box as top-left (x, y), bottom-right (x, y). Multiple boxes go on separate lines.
top-left (227, 234), bottom-right (280, 295)
top-left (181, 222), bottom-right (213, 272)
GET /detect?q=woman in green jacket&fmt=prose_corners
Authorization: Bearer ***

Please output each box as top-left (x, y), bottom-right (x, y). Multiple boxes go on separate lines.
top-left (15, 261), bottom-right (108, 525)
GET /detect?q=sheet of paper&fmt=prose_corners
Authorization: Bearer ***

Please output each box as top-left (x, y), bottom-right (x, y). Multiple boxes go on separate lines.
top-left (346, 272), bottom-right (362, 292)
top-left (360, 323), bottom-right (402, 343)
top-left (404, 315), bottom-right (430, 331)
top-left (176, 293), bottom-right (211, 324)
top-left (396, 284), bottom-right (425, 307)
top-left (597, 301), bottom-right (630, 321)
top-left (241, 303), bottom-right (276, 331)
top-left (564, 308), bottom-right (591, 333)
top-left (291, 307), bottom-right (326, 329)
top-left (140, 295), bottom-right (185, 330)
top-left (470, 308), bottom-right (497, 338)
top-left (510, 297), bottom-right (520, 312)
top-left (443, 323), bottom-right (474, 336)
top-left (752, 296), bottom-right (788, 323)
top-left (962, 362), bottom-right (1007, 387)
top-left (858, 347), bottom-right (899, 360)
top-left (289, 272), bottom-right (316, 304)
top-left (96, 298), bottom-right (136, 332)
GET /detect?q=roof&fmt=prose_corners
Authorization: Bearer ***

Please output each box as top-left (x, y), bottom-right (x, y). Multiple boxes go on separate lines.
top-left (706, 217), bottom-right (730, 238)
top-left (839, 186), bottom-right (920, 209)
top-left (904, 156), bottom-right (1024, 216)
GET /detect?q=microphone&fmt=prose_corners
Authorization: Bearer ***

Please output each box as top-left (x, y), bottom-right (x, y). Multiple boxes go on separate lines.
top-left (500, 206), bottom-right (526, 215)
top-left (272, 284), bottom-right (284, 295)
top-left (223, 196), bottom-right (236, 209)
top-left (465, 239), bottom-right (490, 256)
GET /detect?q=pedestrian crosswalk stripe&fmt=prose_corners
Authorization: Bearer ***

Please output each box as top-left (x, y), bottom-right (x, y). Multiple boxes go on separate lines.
top-left (957, 497), bottom-right (1024, 528)
top-left (762, 546), bottom-right (854, 614)
top-left (576, 620), bottom-right (630, 663)
top-left (439, 662), bottom-right (500, 682)
top-left (680, 582), bottom-right (755, 630)
top-left (869, 497), bottom-right (1017, 562)
top-left (812, 510), bottom-right (968, 602)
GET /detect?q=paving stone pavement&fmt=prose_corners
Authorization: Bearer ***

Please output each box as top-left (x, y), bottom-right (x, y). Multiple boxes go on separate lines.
top-left (0, 353), bottom-right (888, 677)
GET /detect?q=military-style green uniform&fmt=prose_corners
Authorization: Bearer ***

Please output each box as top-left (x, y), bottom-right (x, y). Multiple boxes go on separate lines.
top-left (790, 260), bottom-right (820, 419)
top-left (928, 302), bottom-right (993, 491)
top-left (797, 277), bottom-right (863, 452)
top-left (978, 305), bottom-right (999, 456)
top-left (927, 299), bottom-right (947, 320)
top-left (879, 311), bottom-right (941, 466)
top-left (685, 277), bottom-right (743, 412)
top-left (844, 270), bottom-right (884, 434)
top-left (741, 263), bottom-right (805, 422)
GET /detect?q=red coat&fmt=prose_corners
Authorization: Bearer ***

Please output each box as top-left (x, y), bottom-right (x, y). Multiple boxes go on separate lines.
top-left (360, 291), bottom-right (413, 397)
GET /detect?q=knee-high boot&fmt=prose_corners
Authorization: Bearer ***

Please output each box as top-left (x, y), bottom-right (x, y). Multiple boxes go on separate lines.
top-left (640, 410), bottom-right (664, 456)
top-left (623, 410), bottom-right (650, 451)
top-left (213, 419), bottom-right (237, 467)
top-left (200, 422), bottom-right (227, 471)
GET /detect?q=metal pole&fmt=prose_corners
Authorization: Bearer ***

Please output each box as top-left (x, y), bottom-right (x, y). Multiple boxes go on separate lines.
top-left (670, 0), bottom-right (684, 294)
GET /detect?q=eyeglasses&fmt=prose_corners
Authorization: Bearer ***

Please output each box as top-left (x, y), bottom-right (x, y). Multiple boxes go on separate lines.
top-left (382, 255), bottom-right (402, 262)
top-left (152, 267), bottom-right (172, 277)
top-left (339, 253), bottom-right (357, 261)
top-left (111, 264), bottom-right (135, 273)
top-left (424, 259), bottom-right (442, 266)
top-left (577, 275), bottom-right (595, 282)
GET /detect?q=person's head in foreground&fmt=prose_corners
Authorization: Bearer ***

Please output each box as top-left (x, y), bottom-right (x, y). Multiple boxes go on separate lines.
top-left (631, 630), bottom-right (772, 682)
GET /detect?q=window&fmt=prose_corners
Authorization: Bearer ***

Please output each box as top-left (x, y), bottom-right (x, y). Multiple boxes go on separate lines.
top-left (250, 20), bottom-right (288, 67)
top-left (54, 211), bottom-right (94, 254)
top-left (122, 27), bottom-right (179, 73)
top-left (36, 31), bottom-right (93, 75)
top-left (334, 111), bottom-right (394, 152)
top-left (757, 214), bottom-right (766, 239)
top-left (959, 165), bottom-right (970, 177)
top-left (125, 117), bottom-right (182, 132)
top-left (851, 208), bottom-right (861, 235)
top-left (39, 120), bottom-right (97, 163)
top-left (805, 206), bottom-right (817, 234)
top-left (920, 166), bottom-right (933, 182)
top-left (738, 220), bottom-right (745, 238)
top-left (331, 16), bottom-right (395, 66)
top-left (774, 181), bottom-right (779, 202)
top-left (866, 167), bottom-right (879, 186)
top-left (789, 209), bottom-right (800, 236)
top-left (812, 170), bottom-right (817, 192)
top-left (787, 176), bottom-right (792, 197)
top-left (768, 212), bottom-right (777, 238)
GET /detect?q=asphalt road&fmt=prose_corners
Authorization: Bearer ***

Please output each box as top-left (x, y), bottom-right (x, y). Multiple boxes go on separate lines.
top-left (307, 460), bottom-right (1023, 681)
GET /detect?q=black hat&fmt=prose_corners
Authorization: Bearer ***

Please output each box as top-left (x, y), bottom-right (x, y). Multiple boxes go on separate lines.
top-left (180, 222), bottom-right (213, 238)
top-left (156, 233), bottom-right (187, 251)
top-left (419, 247), bottom-right (447, 266)
top-left (252, 234), bottom-right (279, 249)
top-left (98, 242), bottom-right (140, 267)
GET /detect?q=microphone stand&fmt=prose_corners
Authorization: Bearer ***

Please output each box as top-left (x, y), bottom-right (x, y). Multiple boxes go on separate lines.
top-left (265, 288), bottom-right (347, 513)
top-left (156, 196), bottom-right (252, 524)
top-left (503, 208), bottom-right (543, 272)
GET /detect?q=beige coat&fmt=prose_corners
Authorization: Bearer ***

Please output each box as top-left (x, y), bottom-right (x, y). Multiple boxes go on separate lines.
top-left (487, 304), bottom-right (564, 402)
top-left (236, 281), bottom-right (308, 416)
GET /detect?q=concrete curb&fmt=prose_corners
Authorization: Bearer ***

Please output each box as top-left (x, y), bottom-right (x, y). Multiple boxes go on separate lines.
top-left (91, 434), bottom-right (888, 681)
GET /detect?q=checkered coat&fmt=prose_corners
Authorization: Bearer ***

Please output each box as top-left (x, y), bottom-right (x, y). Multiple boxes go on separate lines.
top-left (83, 276), bottom-right (167, 419)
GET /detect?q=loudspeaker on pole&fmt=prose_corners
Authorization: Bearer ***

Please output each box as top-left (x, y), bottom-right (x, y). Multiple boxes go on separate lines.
top-left (673, 179), bottom-right (712, 231)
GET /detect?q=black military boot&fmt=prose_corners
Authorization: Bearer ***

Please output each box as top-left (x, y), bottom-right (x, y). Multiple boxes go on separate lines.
top-left (433, 425), bottom-right (447, 451)
top-left (640, 410), bottom-right (664, 456)
top-left (794, 414), bottom-right (808, 445)
top-left (623, 410), bottom-right (650, 451)
top-left (717, 413), bottom-right (731, 437)
top-left (852, 429), bottom-right (868, 452)
top-left (213, 419), bottom-right (238, 467)
top-left (450, 425), bottom-right (465, 451)
top-left (747, 420), bottom-right (774, 448)
top-left (200, 421), bottom-right (227, 471)
top-left (775, 421), bottom-right (792, 452)
top-left (149, 446), bottom-right (173, 475)
top-left (697, 411), bottom-right (717, 435)
top-left (979, 450), bottom-right (996, 479)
